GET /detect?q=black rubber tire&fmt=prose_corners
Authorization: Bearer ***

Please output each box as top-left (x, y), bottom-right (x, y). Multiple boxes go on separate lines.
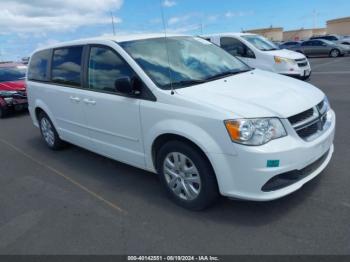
top-left (156, 140), bottom-right (219, 210)
top-left (38, 112), bottom-right (65, 150)
top-left (0, 106), bottom-right (8, 119)
top-left (330, 49), bottom-right (340, 58)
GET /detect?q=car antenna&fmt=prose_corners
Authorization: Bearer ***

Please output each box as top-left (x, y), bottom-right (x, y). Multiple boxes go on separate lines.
top-left (159, 0), bottom-right (175, 95)
top-left (110, 11), bottom-right (116, 36)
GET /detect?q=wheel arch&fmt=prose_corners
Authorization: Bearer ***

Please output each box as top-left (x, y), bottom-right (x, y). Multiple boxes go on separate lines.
top-left (151, 133), bottom-right (215, 173)
top-left (32, 100), bottom-right (58, 131)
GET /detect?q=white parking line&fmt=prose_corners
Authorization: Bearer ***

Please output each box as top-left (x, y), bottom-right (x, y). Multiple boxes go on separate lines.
top-left (311, 59), bottom-right (343, 70)
top-left (312, 71), bottom-right (350, 75)
top-left (0, 138), bottom-right (127, 215)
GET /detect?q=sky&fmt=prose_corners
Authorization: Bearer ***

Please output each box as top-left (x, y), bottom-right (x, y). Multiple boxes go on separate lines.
top-left (0, 0), bottom-right (350, 61)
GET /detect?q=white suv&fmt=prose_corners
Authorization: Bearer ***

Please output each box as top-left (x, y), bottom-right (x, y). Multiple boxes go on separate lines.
top-left (204, 33), bottom-right (312, 80)
top-left (27, 34), bottom-right (335, 210)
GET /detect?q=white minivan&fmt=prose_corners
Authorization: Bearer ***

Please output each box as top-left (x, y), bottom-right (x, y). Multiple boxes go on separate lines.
top-left (204, 33), bottom-right (312, 80)
top-left (27, 34), bottom-right (335, 210)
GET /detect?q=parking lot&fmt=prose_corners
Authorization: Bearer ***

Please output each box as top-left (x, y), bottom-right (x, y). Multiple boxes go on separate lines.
top-left (0, 56), bottom-right (349, 255)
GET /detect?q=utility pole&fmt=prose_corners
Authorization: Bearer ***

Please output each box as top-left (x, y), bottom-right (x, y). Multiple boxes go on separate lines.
top-left (111, 11), bottom-right (116, 36)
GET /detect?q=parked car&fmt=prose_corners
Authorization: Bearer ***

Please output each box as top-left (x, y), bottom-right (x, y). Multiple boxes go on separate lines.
top-left (290, 39), bottom-right (350, 57)
top-left (0, 63), bottom-right (27, 118)
top-left (203, 33), bottom-right (311, 80)
top-left (279, 41), bottom-right (302, 49)
top-left (27, 35), bottom-right (335, 210)
top-left (272, 40), bottom-right (284, 46)
top-left (310, 34), bottom-right (350, 45)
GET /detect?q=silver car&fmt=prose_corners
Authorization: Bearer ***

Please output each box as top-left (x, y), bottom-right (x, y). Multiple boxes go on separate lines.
top-left (290, 39), bottom-right (350, 58)
top-left (310, 35), bottom-right (350, 45)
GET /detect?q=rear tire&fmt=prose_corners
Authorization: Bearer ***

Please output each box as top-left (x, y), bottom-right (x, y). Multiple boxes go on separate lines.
top-left (38, 112), bottom-right (65, 150)
top-left (330, 49), bottom-right (340, 58)
top-left (156, 141), bottom-right (219, 210)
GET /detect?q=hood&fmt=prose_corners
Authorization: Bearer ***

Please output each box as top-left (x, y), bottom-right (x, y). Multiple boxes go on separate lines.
top-left (0, 80), bottom-right (26, 91)
top-left (177, 69), bottom-right (324, 118)
top-left (264, 49), bottom-right (306, 60)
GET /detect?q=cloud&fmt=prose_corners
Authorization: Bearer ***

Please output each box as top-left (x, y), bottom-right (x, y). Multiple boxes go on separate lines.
top-left (167, 24), bottom-right (201, 34)
top-left (168, 14), bottom-right (193, 26)
top-left (225, 11), bottom-right (254, 18)
top-left (37, 39), bottom-right (60, 49)
top-left (0, 0), bottom-right (123, 34)
top-left (162, 0), bottom-right (177, 7)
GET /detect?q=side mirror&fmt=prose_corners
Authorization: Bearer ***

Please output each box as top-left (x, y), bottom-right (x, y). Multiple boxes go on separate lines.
top-left (115, 77), bottom-right (134, 95)
top-left (246, 49), bottom-right (256, 59)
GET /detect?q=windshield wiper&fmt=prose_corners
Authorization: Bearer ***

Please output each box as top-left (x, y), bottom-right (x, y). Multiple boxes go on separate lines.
top-left (261, 48), bottom-right (279, 51)
top-left (205, 69), bottom-right (252, 81)
top-left (163, 79), bottom-right (206, 89)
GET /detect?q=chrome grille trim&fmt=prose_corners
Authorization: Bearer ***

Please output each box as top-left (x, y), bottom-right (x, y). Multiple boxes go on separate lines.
top-left (288, 99), bottom-right (330, 142)
top-left (290, 107), bottom-right (319, 129)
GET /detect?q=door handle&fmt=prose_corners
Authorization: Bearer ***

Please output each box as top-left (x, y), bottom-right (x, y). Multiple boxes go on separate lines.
top-left (69, 96), bottom-right (80, 103)
top-left (83, 98), bottom-right (96, 105)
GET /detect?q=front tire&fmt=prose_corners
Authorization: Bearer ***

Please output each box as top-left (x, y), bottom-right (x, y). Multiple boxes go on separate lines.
top-left (156, 141), bottom-right (219, 210)
top-left (38, 112), bottom-right (65, 150)
top-left (0, 106), bottom-right (8, 119)
top-left (330, 49), bottom-right (340, 58)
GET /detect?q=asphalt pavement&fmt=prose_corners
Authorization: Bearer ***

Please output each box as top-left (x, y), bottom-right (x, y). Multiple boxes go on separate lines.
top-left (0, 57), bottom-right (349, 255)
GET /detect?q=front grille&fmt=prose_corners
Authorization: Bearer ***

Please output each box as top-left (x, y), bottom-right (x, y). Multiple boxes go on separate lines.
top-left (288, 108), bottom-right (314, 125)
top-left (288, 101), bottom-right (329, 141)
top-left (317, 100), bottom-right (324, 110)
top-left (295, 58), bottom-right (308, 68)
top-left (296, 121), bottom-right (319, 139)
top-left (297, 62), bottom-right (308, 67)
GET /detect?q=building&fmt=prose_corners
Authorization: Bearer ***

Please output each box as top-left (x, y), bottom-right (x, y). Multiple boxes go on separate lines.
top-left (283, 28), bottom-right (326, 41)
top-left (327, 17), bottom-right (350, 35)
top-left (244, 27), bottom-right (283, 41)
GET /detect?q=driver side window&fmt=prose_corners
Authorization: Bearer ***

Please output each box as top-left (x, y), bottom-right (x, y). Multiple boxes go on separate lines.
top-left (88, 46), bottom-right (135, 93)
top-left (220, 37), bottom-right (255, 59)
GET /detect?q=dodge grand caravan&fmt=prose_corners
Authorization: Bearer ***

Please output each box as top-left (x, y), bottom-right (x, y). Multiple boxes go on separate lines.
top-left (27, 34), bottom-right (335, 210)
top-left (204, 33), bottom-right (312, 80)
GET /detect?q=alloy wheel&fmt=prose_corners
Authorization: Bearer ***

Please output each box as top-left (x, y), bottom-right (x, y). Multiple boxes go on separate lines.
top-left (163, 152), bottom-right (201, 201)
top-left (331, 49), bottom-right (339, 57)
top-left (40, 117), bottom-right (55, 147)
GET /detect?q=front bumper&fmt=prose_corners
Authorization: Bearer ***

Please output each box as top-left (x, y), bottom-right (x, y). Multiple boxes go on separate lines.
top-left (209, 110), bottom-right (336, 201)
top-left (0, 95), bottom-right (28, 111)
top-left (275, 61), bottom-right (312, 79)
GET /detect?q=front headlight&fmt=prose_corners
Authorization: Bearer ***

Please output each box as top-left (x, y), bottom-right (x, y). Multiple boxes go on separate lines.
top-left (4, 97), bottom-right (13, 104)
top-left (224, 118), bottom-right (287, 146)
top-left (274, 56), bottom-right (295, 64)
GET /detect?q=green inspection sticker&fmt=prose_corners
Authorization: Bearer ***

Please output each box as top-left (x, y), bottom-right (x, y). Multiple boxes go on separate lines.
top-left (267, 160), bottom-right (280, 168)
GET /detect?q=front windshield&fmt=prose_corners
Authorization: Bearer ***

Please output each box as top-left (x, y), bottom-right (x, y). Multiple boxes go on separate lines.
top-left (120, 37), bottom-right (251, 89)
top-left (241, 35), bottom-right (279, 51)
top-left (0, 67), bottom-right (26, 82)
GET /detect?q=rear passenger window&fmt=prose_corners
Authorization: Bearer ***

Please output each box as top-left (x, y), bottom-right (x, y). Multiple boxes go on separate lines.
top-left (52, 46), bottom-right (83, 87)
top-left (88, 46), bottom-right (135, 93)
top-left (302, 41), bottom-right (312, 46)
top-left (28, 49), bottom-right (51, 81)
